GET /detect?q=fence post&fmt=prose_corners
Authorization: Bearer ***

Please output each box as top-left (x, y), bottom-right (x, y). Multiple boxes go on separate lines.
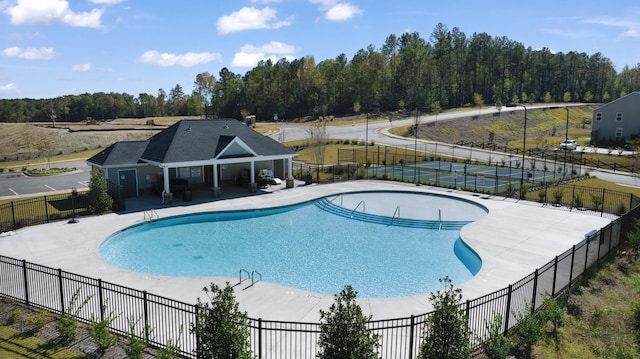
top-left (258, 318), bottom-right (262, 359)
top-left (568, 245), bottom-right (576, 290)
top-left (98, 279), bottom-right (104, 321)
top-left (22, 259), bottom-right (29, 305)
top-left (584, 236), bottom-right (590, 273)
top-left (600, 188), bottom-right (606, 217)
top-left (552, 256), bottom-right (558, 296)
top-left (44, 196), bottom-right (50, 223)
top-left (408, 315), bottom-right (415, 358)
top-left (531, 269), bottom-right (539, 313)
top-left (504, 284), bottom-right (513, 334)
top-left (143, 291), bottom-right (149, 340)
top-left (58, 268), bottom-right (64, 313)
top-left (11, 202), bottom-right (16, 231)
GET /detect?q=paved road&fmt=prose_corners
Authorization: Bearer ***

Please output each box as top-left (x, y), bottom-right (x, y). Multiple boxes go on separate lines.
top-left (275, 104), bottom-right (640, 187)
top-left (0, 160), bottom-right (90, 198)
top-left (2, 104), bottom-right (637, 198)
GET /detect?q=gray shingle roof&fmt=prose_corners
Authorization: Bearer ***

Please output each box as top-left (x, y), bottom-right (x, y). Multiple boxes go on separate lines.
top-left (88, 119), bottom-right (295, 166)
top-left (142, 119), bottom-right (295, 163)
top-left (87, 141), bottom-right (149, 166)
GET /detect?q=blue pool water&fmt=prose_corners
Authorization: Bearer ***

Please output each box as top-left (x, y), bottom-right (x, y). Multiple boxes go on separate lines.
top-left (100, 191), bottom-right (487, 298)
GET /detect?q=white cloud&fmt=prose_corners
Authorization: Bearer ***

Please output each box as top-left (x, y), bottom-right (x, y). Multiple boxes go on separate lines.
top-left (4, 0), bottom-right (104, 28)
top-left (0, 83), bottom-right (18, 93)
top-left (89, 0), bottom-right (125, 4)
top-left (216, 6), bottom-right (291, 34)
top-left (138, 50), bottom-right (222, 67)
top-left (584, 16), bottom-right (640, 38)
top-left (309, 0), bottom-right (362, 21)
top-left (2, 46), bottom-right (55, 60)
top-left (251, 0), bottom-right (282, 3)
top-left (231, 41), bottom-right (296, 67)
top-left (72, 63), bottom-right (91, 71)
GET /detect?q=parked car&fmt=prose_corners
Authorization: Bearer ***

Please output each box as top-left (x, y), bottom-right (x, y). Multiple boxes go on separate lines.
top-left (560, 139), bottom-right (577, 150)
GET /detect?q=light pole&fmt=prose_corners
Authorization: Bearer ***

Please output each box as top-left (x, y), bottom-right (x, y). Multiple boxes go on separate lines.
top-left (365, 112), bottom-right (369, 176)
top-left (414, 108), bottom-right (419, 182)
top-left (68, 187), bottom-right (78, 224)
top-left (564, 107), bottom-right (569, 179)
top-left (507, 104), bottom-right (527, 197)
top-left (564, 107), bottom-right (569, 141)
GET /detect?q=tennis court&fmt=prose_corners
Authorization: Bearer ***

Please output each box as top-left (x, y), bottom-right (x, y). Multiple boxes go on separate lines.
top-left (368, 160), bottom-right (559, 194)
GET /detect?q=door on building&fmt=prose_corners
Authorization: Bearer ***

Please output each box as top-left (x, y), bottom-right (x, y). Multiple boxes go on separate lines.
top-left (119, 169), bottom-right (138, 197)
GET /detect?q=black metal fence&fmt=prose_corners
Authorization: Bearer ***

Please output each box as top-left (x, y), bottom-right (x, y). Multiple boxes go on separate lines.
top-left (0, 191), bottom-right (89, 232)
top-left (0, 203), bottom-right (637, 358)
top-left (0, 181), bottom-right (125, 232)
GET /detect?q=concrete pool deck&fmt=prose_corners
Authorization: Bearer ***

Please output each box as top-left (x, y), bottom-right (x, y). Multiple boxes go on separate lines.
top-left (0, 180), bottom-right (611, 321)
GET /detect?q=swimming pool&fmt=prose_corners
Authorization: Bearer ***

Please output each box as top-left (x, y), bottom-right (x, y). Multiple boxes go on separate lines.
top-left (100, 191), bottom-right (488, 298)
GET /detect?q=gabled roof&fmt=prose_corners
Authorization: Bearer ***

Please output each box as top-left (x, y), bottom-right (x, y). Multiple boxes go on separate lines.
top-left (87, 141), bottom-right (149, 166)
top-left (141, 119), bottom-right (295, 163)
top-left (595, 91), bottom-right (640, 111)
top-left (87, 119), bottom-right (296, 167)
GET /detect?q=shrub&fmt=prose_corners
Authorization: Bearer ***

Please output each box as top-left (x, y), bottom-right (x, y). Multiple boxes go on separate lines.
top-left (553, 188), bottom-right (564, 205)
top-left (25, 310), bottom-right (50, 332)
top-left (418, 277), bottom-right (471, 359)
top-left (318, 285), bottom-right (380, 359)
top-left (56, 288), bottom-right (92, 342)
top-left (479, 314), bottom-right (513, 359)
top-left (155, 326), bottom-right (183, 359)
top-left (190, 282), bottom-right (253, 359)
top-left (121, 317), bottom-right (149, 359)
top-left (7, 309), bottom-right (23, 325)
top-left (514, 302), bottom-right (544, 358)
top-left (87, 167), bottom-right (113, 213)
top-left (88, 302), bottom-right (119, 356)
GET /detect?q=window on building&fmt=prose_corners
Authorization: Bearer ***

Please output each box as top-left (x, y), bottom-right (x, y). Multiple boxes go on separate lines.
top-left (595, 113), bottom-right (602, 121)
top-left (616, 128), bottom-right (623, 138)
top-left (616, 112), bottom-right (623, 121)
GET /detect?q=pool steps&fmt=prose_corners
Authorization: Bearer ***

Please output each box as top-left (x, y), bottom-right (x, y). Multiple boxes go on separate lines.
top-left (315, 198), bottom-right (471, 230)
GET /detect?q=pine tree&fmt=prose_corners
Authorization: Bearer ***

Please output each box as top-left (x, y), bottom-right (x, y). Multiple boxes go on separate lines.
top-left (87, 167), bottom-right (113, 214)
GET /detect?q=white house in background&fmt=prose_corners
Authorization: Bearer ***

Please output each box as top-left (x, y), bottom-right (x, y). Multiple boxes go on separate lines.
top-left (591, 91), bottom-right (640, 145)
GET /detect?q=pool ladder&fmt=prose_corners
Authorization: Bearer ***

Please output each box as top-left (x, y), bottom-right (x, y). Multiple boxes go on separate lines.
top-left (390, 206), bottom-right (400, 225)
top-left (239, 269), bottom-right (262, 286)
top-left (143, 209), bottom-right (159, 222)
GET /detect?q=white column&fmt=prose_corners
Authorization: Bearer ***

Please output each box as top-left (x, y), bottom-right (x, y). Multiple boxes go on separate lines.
top-left (162, 166), bottom-right (170, 194)
top-left (213, 162), bottom-right (219, 188)
top-left (287, 157), bottom-right (293, 179)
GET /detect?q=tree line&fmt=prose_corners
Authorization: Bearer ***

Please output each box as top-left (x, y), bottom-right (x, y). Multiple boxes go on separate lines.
top-left (2, 22), bottom-right (640, 124)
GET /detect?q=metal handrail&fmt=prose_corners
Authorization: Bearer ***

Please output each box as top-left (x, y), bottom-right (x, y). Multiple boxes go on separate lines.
top-left (251, 270), bottom-right (262, 285)
top-left (143, 209), bottom-right (159, 222)
top-left (239, 269), bottom-right (250, 284)
top-left (328, 194), bottom-right (343, 205)
top-left (438, 209), bottom-right (442, 231)
top-left (390, 206), bottom-right (400, 225)
top-left (350, 200), bottom-right (365, 216)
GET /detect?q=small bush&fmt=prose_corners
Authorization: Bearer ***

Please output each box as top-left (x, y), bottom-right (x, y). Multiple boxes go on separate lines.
top-left (7, 309), bottom-right (23, 325)
top-left (89, 302), bottom-right (119, 356)
top-left (479, 314), bottom-right (513, 359)
top-left (25, 310), bottom-right (50, 331)
top-left (121, 317), bottom-right (148, 359)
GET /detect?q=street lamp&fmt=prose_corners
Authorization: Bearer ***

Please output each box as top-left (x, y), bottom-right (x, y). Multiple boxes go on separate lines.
top-left (365, 112), bottom-right (369, 176)
top-left (564, 107), bottom-right (569, 141)
top-left (414, 108), bottom-right (419, 182)
top-left (68, 187), bottom-right (78, 224)
top-left (564, 107), bottom-right (569, 179)
top-left (507, 104), bottom-right (527, 197)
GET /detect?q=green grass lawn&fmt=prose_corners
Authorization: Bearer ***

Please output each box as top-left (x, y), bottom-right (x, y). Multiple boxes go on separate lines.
top-left (0, 326), bottom-right (89, 359)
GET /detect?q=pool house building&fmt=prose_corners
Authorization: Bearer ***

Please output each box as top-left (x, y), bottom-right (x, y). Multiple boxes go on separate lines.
top-left (87, 119), bottom-right (297, 203)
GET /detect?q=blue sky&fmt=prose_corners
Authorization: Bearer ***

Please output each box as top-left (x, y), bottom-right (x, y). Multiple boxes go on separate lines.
top-left (0, 0), bottom-right (639, 100)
